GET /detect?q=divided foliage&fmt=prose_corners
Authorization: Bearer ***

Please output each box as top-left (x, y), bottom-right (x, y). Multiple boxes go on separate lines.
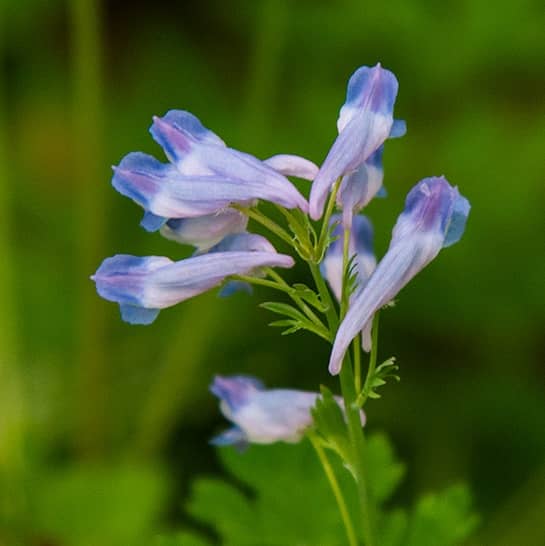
top-left (168, 434), bottom-right (477, 546)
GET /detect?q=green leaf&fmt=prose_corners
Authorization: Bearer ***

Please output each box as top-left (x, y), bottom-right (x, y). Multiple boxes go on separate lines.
top-left (311, 386), bottom-right (353, 467)
top-left (360, 357), bottom-right (400, 402)
top-left (185, 441), bottom-right (360, 545)
top-left (263, 302), bottom-right (330, 340)
top-left (260, 301), bottom-right (308, 322)
top-left (291, 283), bottom-right (328, 312)
top-left (404, 485), bottom-right (479, 546)
top-left (378, 509), bottom-right (409, 546)
top-left (187, 479), bottom-right (258, 546)
top-left (366, 433), bottom-right (406, 504)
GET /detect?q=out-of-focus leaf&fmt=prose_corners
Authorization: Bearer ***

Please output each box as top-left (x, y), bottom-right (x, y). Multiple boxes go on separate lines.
top-left (366, 433), bottom-right (406, 504)
top-left (404, 484), bottom-right (479, 546)
top-left (154, 531), bottom-right (212, 546)
top-left (312, 386), bottom-right (353, 466)
top-left (185, 440), bottom-right (359, 545)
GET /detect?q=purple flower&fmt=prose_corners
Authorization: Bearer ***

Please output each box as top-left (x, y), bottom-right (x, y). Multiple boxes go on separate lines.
top-left (309, 64), bottom-right (404, 220)
top-left (91, 238), bottom-right (294, 325)
top-left (321, 214), bottom-right (376, 302)
top-left (210, 375), bottom-right (365, 449)
top-left (148, 110), bottom-right (309, 211)
top-left (328, 176), bottom-right (470, 375)
top-left (160, 209), bottom-right (248, 252)
top-left (263, 154), bottom-right (319, 181)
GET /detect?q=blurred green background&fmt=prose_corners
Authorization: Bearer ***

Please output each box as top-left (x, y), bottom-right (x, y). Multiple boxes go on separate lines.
top-left (1, 0), bottom-right (544, 544)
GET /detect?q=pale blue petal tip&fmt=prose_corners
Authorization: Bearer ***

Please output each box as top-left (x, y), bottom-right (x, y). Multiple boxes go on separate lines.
top-left (443, 194), bottom-right (470, 248)
top-left (120, 304), bottom-right (160, 325)
top-left (210, 427), bottom-right (248, 451)
top-left (161, 110), bottom-right (225, 146)
top-left (112, 152), bottom-right (171, 208)
top-left (376, 185), bottom-right (387, 198)
top-left (219, 281), bottom-right (253, 298)
top-left (141, 211), bottom-right (167, 232)
top-left (390, 119), bottom-right (407, 138)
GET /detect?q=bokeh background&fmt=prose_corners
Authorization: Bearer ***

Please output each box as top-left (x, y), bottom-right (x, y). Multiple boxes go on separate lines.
top-left (1, 0), bottom-right (544, 544)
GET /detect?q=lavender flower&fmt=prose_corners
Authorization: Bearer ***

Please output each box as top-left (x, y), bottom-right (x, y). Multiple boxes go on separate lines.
top-left (210, 375), bottom-right (365, 449)
top-left (160, 209), bottom-right (248, 252)
top-left (263, 154), bottom-right (319, 181)
top-left (328, 176), bottom-right (470, 374)
top-left (149, 110), bottom-right (309, 211)
top-left (92, 239), bottom-right (294, 325)
top-left (309, 64), bottom-right (403, 220)
top-left (321, 214), bottom-right (376, 301)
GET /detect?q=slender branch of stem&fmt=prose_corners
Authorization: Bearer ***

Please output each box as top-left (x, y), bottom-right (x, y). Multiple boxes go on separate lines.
top-left (353, 335), bottom-right (362, 394)
top-left (309, 262), bottom-right (338, 330)
top-left (233, 274), bottom-right (291, 294)
top-left (340, 227), bottom-right (351, 319)
top-left (235, 205), bottom-right (294, 247)
top-left (308, 433), bottom-right (359, 546)
top-left (316, 179), bottom-right (341, 259)
top-left (233, 274), bottom-right (329, 340)
top-left (358, 312), bottom-right (381, 407)
top-left (339, 359), bottom-right (376, 546)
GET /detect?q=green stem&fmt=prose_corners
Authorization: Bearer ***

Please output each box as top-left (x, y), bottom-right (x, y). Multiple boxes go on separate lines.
top-left (308, 434), bottom-right (358, 546)
top-left (340, 227), bottom-right (351, 318)
top-left (359, 313), bottom-right (380, 407)
top-left (309, 262), bottom-right (338, 330)
top-left (234, 273), bottom-right (330, 341)
top-left (339, 360), bottom-right (376, 546)
top-left (236, 206), bottom-right (294, 247)
top-left (264, 269), bottom-right (325, 328)
top-left (316, 180), bottom-right (341, 259)
top-left (308, 257), bottom-right (375, 543)
top-left (353, 335), bottom-right (362, 394)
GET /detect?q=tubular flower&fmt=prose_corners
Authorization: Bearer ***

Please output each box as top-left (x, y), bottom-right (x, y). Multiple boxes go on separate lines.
top-left (148, 110), bottom-right (309, 211)
top-left (309, 64), bottom-right (404, 220)
top-left (321, 213), bottom-right (376, 302)
top-left (328, 176), bottom-right (470, 375)
top-left (210, 375), bottom-right (365, 449)
top-left (91, 240), bottom-right (294, 325)
top-left (160, 209), bottom-right (248, 252)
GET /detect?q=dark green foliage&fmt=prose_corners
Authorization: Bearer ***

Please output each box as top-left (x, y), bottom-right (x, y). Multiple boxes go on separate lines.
top-left (179, 435), bottom-right (477, 546)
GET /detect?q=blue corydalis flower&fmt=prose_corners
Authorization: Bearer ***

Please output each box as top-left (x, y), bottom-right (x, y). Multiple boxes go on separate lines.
top-left (160, 208), bottom-right (248, 251)
top-left (309, 64), bottom-right (404, 220)
top-left (210, 375), bottom-right (365, 449)
top-left (263, 154), bottom-right (319, 181)
top-left (113, 152), bottom-right (300, 221)
top-left (92, 241), bottom-right (294, 325)
top-left (149, 110), bottom-right (309, 211)
top-left (328, 176), bottom-right (470, 375)
top-left (321, 214), bottom-right (376, 302)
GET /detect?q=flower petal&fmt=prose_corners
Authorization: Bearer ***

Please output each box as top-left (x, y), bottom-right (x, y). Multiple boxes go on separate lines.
top-left (337, 147), bottom-right (384, 228)
top-left (92, 250), bottom-right (294, 324)
top-left (150, 112), bottom-right (309, 211)
top-left (329, 177), bottom-right (470, 374)
top-left (210, 375), bottom-right (365, 445)
top-left (321, 214), bottom-right (376, 301)
top-left (160, 209), bottom-right (248, 251)
top-left (113, 152), bottom-right (304, 217)
top-left (208, 232), bottom-right (276, 253)
top-left (263, 154), bottom-right (319, 181)
top-left (309, 64), bottom-right (399, 220)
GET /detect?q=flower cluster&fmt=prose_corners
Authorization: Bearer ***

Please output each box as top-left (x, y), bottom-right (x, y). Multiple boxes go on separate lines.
top-left (92, 63), bottom-right (469, 445)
